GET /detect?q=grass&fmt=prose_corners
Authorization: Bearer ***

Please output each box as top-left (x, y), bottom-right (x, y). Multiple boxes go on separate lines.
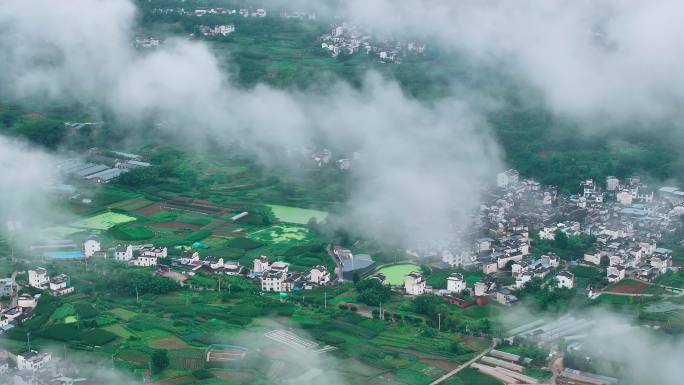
top-left (447, 367), bottom-right (503, 385)
top-left (249, 225), bottom-right (312, 244)
top-left (376, 264), bottom-right (421, 285)
top-left (103, 324), bottom-right (137, 339)
top-left (110, 197), bottom-right (153, 211)
top-left (108, 308), bottom-right (138, 321)
top-left (72, 212), bottom-right (136, 230)
top-left (266, 204), bottom-right (328, 224)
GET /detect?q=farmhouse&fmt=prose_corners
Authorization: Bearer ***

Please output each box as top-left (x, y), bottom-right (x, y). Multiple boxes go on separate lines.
top-left (16, 350), bottom-right (52, 371)
top-left (404, 272), bottom-right (426, 296)
top-left (140, 245), bottom-right (167, 258)
top-left (446, 273), bottom-right (466, 294)
top-left (115, 244), bottom-right (133, 261)
top-left (28, 268), bottom-right (49, 289)
top-left (83, 235), bottom-right (101, 258)
top-left (130, 255), bottom-right (158, 268)
top-left (261, 262), bottom-right (297, 292)
top-left (222, 260), bottom-right (244, 275)
top-left (0, 278), bottom-right (16, 298)
top-left (252, 256), bottom-right (270, 275)
top-left (607, 265), bottom-right (626, 283)
top-left (556, 270), bottom-right (575, 289)
top-left (307, 265), bottom-right (331, 285)
top-left (49, 274), bottom-right (74, 296)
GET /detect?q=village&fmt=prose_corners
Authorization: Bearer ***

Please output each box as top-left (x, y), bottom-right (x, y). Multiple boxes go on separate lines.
top-left (319, 22), bottom-right (426, 63)
top-left (2, 163), bottom-right (683, 384)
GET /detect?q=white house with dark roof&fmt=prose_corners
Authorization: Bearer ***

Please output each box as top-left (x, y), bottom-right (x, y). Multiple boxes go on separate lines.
top-left (556, 270), bottom-right (575, 289)
top-left (28, 268), bottom-right (49, 289)
top-left (115, 244), bottom-right (133, 261)
top-left (404, 272), bottom-right (426, 295)
top-left (308, 265), bottom-right (331, 285)
top-left (49, 274), bottom-right (74, 296)
top-left (446, 272), bottom-right (466, 294)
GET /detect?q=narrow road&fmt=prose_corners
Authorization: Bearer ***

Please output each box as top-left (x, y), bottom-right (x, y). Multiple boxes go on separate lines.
top-left (429, 340), bottom-right (496, 385)
top-left (10, 270), bottom-right (20, 308)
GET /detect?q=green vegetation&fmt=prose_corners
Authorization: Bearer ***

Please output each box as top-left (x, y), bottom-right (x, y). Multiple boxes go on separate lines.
top-left (267, 204), bottom-right (328, 225)
top-left (72, 212), bottom-right (137, 230)
top-left (375, 264), bottom-right (421, 286)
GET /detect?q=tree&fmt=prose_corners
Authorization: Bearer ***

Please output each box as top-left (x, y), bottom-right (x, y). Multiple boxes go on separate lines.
top-left (553, 230), bottom-right (569, 249)
top-left (449, 341), bottom-right (463, 354)
top-left (355, 279), bottom-right (391, 306)
top-left (151, 349), bottom-right (169, 373)
top-left (352, 271), bottom-right (360, 284)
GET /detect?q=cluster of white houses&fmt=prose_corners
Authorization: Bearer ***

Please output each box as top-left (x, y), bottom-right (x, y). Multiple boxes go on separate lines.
top-left (114, 244), bottom-right (166, 267)
top-left (386, 265), bottom-right (575, 307)
top-left (253, 256), bottom-right (331, 292)
top-left (151, 6), bottom-right (267, 18)
top-left (0, 347), bottom-right (96, 385)
top-left (319, 22), bottom-right (426, 63)
top-left (28, 268), bottom-right (74, 297)
top-left (435, 171), bottom-right (679, 297)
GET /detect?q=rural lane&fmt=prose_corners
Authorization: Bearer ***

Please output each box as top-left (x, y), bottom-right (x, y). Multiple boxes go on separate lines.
top-left (428, 340), bottom-right (497, 385)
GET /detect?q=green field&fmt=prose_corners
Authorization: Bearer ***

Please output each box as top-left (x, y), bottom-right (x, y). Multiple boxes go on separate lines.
top-left (249, 225), bottom-right (312, 244)
top-left (72, 212), bottom-right (137, 230)
top-left (375, 264), bottom-right (421, 285)
top-left (267, 204), bottom-right (328, 225)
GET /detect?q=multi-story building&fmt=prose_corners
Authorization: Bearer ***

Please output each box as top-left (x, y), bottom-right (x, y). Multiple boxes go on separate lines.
top-left (28, 268), bottom-right (49, 289)
top-left (404, 272), bottom-right (426, 296)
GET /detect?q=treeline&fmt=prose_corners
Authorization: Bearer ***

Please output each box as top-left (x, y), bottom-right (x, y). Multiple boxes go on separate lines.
top-left (95, 270), bottom-right (180, 296)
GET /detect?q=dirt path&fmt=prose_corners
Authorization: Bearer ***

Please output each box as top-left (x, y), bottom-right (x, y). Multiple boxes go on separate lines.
top-left (428, 340), bottom-right (496, 385)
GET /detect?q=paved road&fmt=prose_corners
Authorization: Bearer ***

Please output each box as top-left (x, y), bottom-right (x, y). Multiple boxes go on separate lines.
top-left (429, 340), bottom-right (496, 385)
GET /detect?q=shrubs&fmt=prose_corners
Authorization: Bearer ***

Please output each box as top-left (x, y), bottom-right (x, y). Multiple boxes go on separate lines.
top-left (80, 329), bottom-right (117, 346)
top-left (226, 237), bottom-right (264, 250)
top-left (74, 303), bottom-right (99, 319)
top-left (36, 324), bottom-right (80, 341)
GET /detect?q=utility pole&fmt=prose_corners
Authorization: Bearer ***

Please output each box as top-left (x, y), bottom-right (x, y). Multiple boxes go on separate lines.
top-left (218, 276), bottom-right (221, 293)
top-left (135, 286), bottom-right (139, 304)
top-left (324, 290), bottom-right (327, 309)
top-left (438, 313), bottom-right (441, 332)
top-left (26, 331), bottom-right (31, 351)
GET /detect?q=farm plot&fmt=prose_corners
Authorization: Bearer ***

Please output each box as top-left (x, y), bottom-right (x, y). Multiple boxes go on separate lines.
top-left (249, 225), bottom-right (313, 245)
top-left (267, 204), bottom-right (328, 225)
top-left (606, 279), bottom-right (650, 294)
top-left (103, 324), bottom-right (137, 339)
top-left (149, 335), bottom-right (190, 349)
top-left (109, 197), bottom-right (154, 211)
top-left (108, 308), bottom-right (138, 321)
top-left (375, 264), bottom-right (421, 286)
top-left (150, 222), bottom-right (202, 231)
top-left (72, 212), bottom-right (136, 230)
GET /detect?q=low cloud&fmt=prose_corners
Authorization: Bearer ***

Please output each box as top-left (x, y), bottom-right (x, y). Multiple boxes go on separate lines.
top-left (0, 136), bottom-right (70, 244)
top-left (0, 0), bottom-right (502, 247)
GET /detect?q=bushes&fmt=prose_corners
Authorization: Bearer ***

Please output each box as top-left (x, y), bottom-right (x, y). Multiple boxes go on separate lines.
top-left (108, 224), bottom-right (154, 241)
top-left (74, 303), bottom-right (99, 319)
top-left (98, 270), bottom-right (180, 296)
top-left (81, 329), bottom-right (117, 346)
top-left (36, 324), bottom-right (80, 341)
top-left (226, 237), bottom-right (264, 250)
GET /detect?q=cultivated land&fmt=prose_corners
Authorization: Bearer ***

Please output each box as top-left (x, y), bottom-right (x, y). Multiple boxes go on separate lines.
top-left (2, 4), bottom-right (684, 385)
top-left (376, 264), bottom-right (422, 286)
top-left (266, 204), bottom-right (328, 225)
